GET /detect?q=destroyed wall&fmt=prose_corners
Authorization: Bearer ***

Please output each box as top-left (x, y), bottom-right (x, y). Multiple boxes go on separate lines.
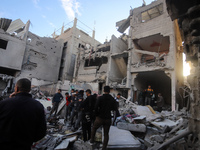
top-left (55, 18), bottom-right (101, 82)
top-left (0, 29), bottom-right (26, 75)
top-left (74, 42), bottom-right (110, 94)
top-left (76, 43), bottom-right (109, 82)
top-left (18, 31), bottom-right (62, 83)
top-left (106, 35), bottom-right (128, 87)
top-left (165, 0), bottom-right (200, 147)
top-left (126, 0), bottom-right (183, 109)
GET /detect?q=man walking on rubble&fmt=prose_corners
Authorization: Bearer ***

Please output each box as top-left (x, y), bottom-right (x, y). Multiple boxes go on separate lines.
top-left (0, 78), bottom-right (46, 150)
top-left (90, 86), bottom-right (117, 150)
top-left (50, 89), bottom-right (63, 116)
top-left (81, 89), bottom-right (96, 142)
top-left (144, 85), bottom-right (154, 106)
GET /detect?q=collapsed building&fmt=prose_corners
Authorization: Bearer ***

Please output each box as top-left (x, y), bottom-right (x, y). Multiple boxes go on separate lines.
top-left (115, 0), bottom-right (184, 110)
top-left (0, 18), bottom-right (101, 97)
top-left (0, 0), bottom-right (186, 112)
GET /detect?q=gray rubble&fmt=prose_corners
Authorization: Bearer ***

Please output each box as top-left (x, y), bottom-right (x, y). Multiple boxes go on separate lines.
top-left (32, 94), bottom-right (190, 150)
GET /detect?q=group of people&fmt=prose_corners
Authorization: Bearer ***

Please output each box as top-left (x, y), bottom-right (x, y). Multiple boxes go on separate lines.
top-left (0, 78), bottom-right (119, 150)
top-left (51, 86), bottom-right (119, 150)
top-left (138, 85), bottom-right (165, 111)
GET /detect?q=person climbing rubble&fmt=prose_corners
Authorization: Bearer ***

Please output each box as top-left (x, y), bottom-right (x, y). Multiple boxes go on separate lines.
top-left (50, 89), bottom-right (63, 116)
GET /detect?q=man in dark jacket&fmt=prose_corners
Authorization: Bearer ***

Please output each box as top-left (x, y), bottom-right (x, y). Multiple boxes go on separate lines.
top-left (0, 78), bottom-right (46, 150)
top-left (81, 89), bottom-right (96, 141)
top-left (90, 86), bottom-right (117, 150)
top-left (50, 89), bottom-right (63, 116)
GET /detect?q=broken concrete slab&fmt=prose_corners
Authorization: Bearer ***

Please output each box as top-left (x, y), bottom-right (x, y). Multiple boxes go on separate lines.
top-left (133, 105), bottom-right (155, 117)
top-left (151, 119), bottom-right (178, 129)
top-left (107, 126), bottom-right (141, 149)
top-left (55, 139), bottom-right (69, 150)
top-left (117, 122), bottom-right (146, 133)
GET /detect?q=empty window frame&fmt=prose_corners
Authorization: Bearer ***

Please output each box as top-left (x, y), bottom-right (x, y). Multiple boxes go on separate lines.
top-left (0, 39), bottom-right (8, 50)
top-left (141, 3), bottom-right (163, 22)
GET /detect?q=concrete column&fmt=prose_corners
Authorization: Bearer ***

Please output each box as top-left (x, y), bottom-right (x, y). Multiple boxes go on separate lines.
top-left (169, 34), bottom-right (177, 111)
top-left (64, 18), bottom-right (77, 81)
top-left (61, 23), bottom-right (64, 35)
top-left (171, 71), bottom-right (176, 111)
top-left (126, 51), bottom-right (132, 88)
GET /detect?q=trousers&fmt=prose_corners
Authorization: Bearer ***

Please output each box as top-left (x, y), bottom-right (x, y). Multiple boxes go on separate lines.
top-left (91, 117), bottom-right (111, 150)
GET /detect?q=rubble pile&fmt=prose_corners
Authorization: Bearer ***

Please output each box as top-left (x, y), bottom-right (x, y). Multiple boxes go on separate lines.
top-left (115, 98), bottom-right (190, 150)
top-left (33, 96), bottom-right (190, 150)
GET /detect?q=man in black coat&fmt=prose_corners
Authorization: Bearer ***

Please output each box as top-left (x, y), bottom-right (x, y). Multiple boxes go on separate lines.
top-left (81, 89), bottom-right (96, 141)
top-left (90, 86), bottom-right (117, 150)
top-left (0, 78), bottom-right (46, 150)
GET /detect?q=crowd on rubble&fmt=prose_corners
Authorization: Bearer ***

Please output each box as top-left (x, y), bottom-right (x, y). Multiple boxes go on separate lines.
top-left (0, 77), bottom-right (177, 150)
top-left (48, 86), bottom-right (119, 150)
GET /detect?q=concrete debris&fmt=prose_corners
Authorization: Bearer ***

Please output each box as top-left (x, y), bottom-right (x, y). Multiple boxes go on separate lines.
top-left (33, 96), bottom-right (190, 150)
top-left (107, 126), bottom-right (141, 149)
top-left (0, 74), bottom-right (14, 98)
top-left (117, 122), bottom-right (146, 133)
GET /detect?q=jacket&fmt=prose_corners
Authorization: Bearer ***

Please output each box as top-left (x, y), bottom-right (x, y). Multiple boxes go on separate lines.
top-left (95, 94), bottom-right (117, 119)
top-left (52, 93), bottom-right (63, 103)
top-left (0, 92), bottom-right (47, 150)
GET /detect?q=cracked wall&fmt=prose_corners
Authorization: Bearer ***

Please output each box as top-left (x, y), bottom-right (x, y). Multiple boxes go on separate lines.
top-left (18, 32), bottom-right (62, 83)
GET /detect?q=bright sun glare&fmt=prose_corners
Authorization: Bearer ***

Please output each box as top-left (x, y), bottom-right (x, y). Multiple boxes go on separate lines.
top-left (183, 54), bottom-right (190, 77)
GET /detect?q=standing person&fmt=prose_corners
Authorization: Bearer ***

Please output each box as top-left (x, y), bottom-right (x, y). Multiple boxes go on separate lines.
top-left (74, 97), bottom-right (83, 131)
top-left (156, 93), bottom-right (164, 112)
top-left (65, 92), bottom-right (70, 121)
top-left (90, 86), bottom-right (117, 150)
top-left (67, 89), bottom-right (75, 120)
top-left (81, 89), bottom-right (96, 142)
top-left (70, 92), bottom-right (78, 126)
top-left (113, 93), bottom-right (121, 125)
top-left (0, 78), bottom-right (46, 150)
top-left (91, 93), bottom-right (97, 123)
top-left (50, 89), bottom-right (63, 116)
top-left (144, 85), bottom-right (154, 106)
top-left (138, 90), bottom-right (145, 105)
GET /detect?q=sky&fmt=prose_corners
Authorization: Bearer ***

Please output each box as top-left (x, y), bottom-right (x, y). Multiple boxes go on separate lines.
top-left (0, 0), bottom-right (155, 43)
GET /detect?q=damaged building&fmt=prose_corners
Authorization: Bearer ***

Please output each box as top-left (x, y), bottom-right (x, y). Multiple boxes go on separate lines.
top-left (115, 0), bottom-right (184, 110)
top-left (54, 18), bottom-right (101, 82)
top-left (0, 17), bottom-right (101, 97)
top-left (0, 18), bottom-right (63, 86)
top-left (73, 34), bottom-right (128, 95)
top-left (0, 0), bottom-right (185, 111)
